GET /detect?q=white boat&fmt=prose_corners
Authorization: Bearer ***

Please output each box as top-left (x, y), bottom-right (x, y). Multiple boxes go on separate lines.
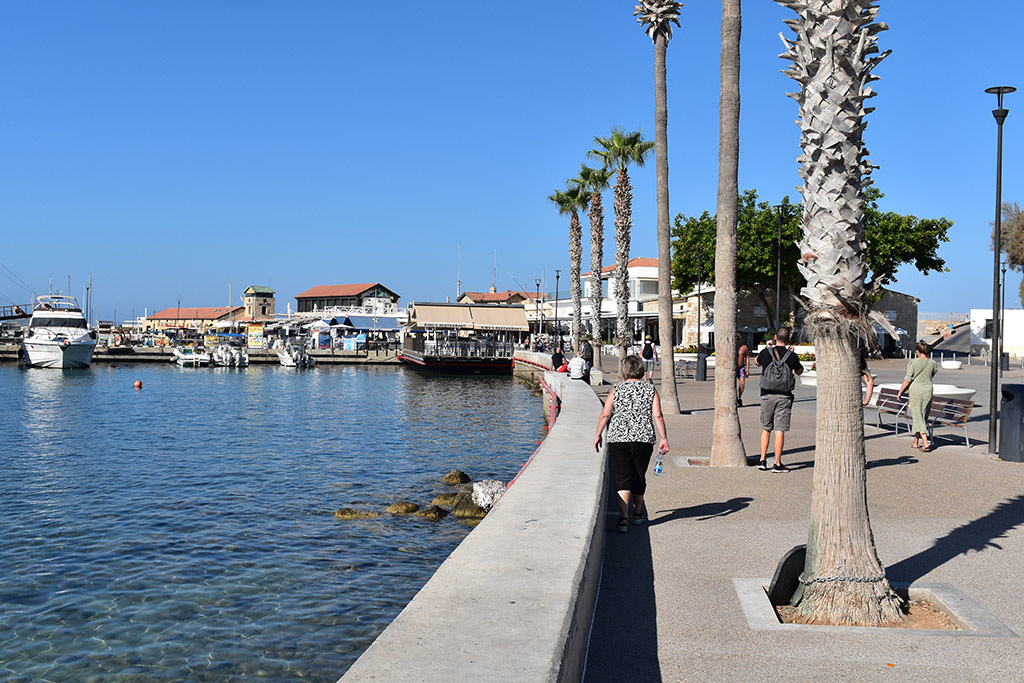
top-left (277, 344), bottom-right (316, 368)
top-left (20, 294), bottom-right (97, 369)
top-left (211, 343), bottom-right (249, 367)
top-left (173, 346), bottom-right (211, 367)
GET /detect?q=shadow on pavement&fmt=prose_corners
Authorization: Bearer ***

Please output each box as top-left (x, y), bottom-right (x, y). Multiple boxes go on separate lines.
top-left (887, 494), bottom-right (1024, 582)
top-left (584, 465), bottom-right (660, 682)
top-left (650, 496), bottom-right (753, 524)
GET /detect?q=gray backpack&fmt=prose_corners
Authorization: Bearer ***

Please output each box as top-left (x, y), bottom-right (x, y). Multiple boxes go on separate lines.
top-left (761, 347), bottom-right (796, 393)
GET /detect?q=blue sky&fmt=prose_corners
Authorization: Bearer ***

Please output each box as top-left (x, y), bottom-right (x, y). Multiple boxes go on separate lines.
top-left (1, 1), bottom-right (1021, 322)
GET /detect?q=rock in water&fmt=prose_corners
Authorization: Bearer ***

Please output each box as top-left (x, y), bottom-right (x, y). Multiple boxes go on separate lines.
top-left (472, 480), bottom-right (507, 511)
top-left (451, 489), bottom-right (488, 519)
top-left (414, 505), bottom-right (449, 522)
top-left (442, 469), bottom-right (471, 485)
top-left (431, 492), bottom-right (460, 508)
top-left (386, 501), bottom-right (420, 514)
top-left (335, 508), bottom-right (381, 520)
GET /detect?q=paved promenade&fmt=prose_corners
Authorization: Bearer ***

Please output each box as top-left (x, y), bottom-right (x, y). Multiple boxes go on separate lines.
top-left (586, 359), bottom-right (1024, 682)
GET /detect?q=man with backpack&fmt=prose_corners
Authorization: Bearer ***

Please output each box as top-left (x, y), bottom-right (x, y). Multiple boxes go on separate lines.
top-left (641, 336), bottom-right (658, 383)
top-left (755, 326), bottom-right (804, 472)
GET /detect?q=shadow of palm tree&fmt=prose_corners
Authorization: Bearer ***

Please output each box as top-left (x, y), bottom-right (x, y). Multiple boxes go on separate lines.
top-left (887, 494), bottom-right (1024, 582)
top-left (650, 497), bottom-right (753, 524)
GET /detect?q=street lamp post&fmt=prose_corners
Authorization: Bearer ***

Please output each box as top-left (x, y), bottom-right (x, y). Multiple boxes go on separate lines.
top-left (554, 269), bottom-right (561, 350)
top-left (986, 85), bottom-right (1015, 455)
top-left (535, 278), bottom-right (542, 342)
top-left (773, 202), bottom-right (787, 332)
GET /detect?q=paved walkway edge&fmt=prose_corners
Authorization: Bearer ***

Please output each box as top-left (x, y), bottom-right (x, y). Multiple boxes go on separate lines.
top-left (340, 372), bottom-right (606, 682)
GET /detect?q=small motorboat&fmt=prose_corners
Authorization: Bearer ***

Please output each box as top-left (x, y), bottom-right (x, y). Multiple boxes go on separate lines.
top-left (173, 346), bottom-right (211, 367)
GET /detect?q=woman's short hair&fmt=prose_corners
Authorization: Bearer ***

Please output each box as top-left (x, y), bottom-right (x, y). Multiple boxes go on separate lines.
top-left (916, 340), bottom-right (930, 356)
top-left (621, 354), bottom-right (645, 380)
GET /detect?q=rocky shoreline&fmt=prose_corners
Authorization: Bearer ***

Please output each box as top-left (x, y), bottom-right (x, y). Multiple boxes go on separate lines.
top-left (334, 469), bottom-right (508, 524)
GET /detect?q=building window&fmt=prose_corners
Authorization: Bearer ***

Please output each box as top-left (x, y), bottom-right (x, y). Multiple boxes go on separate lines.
top-left (885, 310), bottom-right (897, 321)
top-left (985, 319), bottom-right (993, 340)
top-left (754, 306), bottom-right (766, 319)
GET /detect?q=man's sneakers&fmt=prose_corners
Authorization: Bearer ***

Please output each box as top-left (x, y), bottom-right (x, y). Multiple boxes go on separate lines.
top-left (771, 463), bottom-right (790, 473)
top-left (757, 459), bottom-right (769, 471)
top-left (758, 460), bottom-right (790, 473)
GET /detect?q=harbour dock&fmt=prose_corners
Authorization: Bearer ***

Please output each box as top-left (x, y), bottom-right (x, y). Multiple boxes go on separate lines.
top-left (0, 344), bottom-right (400, 365)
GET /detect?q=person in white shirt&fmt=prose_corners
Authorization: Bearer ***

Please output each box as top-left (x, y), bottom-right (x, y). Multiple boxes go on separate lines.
top-left (568, 352), bottom-right (587, 380)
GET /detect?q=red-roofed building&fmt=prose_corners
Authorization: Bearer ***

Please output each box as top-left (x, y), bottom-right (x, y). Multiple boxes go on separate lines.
top-left (294, 283), bottom-right (400, 313)
top-left (457, 290), bottom-right (539, 305)
top-left (145, 306), bottom-right (245, 332)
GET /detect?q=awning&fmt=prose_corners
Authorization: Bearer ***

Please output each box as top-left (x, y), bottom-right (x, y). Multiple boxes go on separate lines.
top-left (470, 306), bottom-right (529, 331)
top-left (345, 315), bottom-right (402, 332)
top-left (409, 304), bottom-right (474, 329)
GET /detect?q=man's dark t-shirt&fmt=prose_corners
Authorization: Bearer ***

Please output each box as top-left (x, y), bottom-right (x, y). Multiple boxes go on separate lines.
top-left (756, 346), bottom-right (803, 397)
top-left (551, 351), bottom-right (565, 369)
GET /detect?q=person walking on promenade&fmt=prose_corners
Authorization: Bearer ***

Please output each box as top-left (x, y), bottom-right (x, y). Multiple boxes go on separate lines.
top-left (581, 336), bottom-right (594, 372)
top-left (861, 352), bottom-right (875, 406)
top-left (736, 334), bottom-right (750, 406)
top-left (897, 341), bottom-right (938, 451)
top-left (755, 326), bottom-right (803, 472)
top-left (594, 355), bottom-right (670, 533)
top-left (641, 336), bottom-right (658, 383)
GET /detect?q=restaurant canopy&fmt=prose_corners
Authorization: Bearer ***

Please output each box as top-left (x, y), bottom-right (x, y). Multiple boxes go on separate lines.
top-left (406, 303), bottom-right (527, 332)
top-left (345, 315), bottom-right (402, 332)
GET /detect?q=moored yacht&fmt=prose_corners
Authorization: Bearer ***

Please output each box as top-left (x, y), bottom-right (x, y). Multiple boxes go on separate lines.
top-left (20, 295), bottom-right (97, 369)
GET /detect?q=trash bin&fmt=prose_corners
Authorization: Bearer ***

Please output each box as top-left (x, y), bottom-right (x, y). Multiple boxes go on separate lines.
top-left (696, 352), bottom-right (708, 382)
top-left (1002, 352), bottom-right (1010, 372)
top-left (999, 384), bottom-right (1024, 462)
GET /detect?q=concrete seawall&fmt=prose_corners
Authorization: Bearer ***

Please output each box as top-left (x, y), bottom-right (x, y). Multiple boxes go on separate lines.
top-left (340, 372), bottom-right (606, 682)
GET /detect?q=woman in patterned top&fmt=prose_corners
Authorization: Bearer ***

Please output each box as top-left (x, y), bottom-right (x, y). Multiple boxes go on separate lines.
top-left (594, 355), bottom-right (671, 533)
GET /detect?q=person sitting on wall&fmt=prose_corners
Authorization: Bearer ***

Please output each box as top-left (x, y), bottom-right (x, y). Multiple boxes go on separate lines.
top-left (551, 346), bottom-right (567, 372)
top-left (568, 351), bottom-right (588, 382)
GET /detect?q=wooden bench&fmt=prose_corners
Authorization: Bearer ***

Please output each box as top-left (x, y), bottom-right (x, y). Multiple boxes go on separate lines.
top-left (868, 387), bottom-right (909, 434)
top-left (927, 396), bottom-right (975, 448)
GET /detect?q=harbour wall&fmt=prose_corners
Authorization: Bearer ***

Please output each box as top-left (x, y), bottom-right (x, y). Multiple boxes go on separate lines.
top-left (514, 350), bottom-right (606, 386)
top-left (340, 371), bottom-right (607, 682)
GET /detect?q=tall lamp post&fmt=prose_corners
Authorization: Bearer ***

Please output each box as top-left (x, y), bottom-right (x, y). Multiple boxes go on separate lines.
top-left (535, 278), bottom-right (542, 341)
top-left (554, 269), bottom-right (561, 350)
top-left (773, 202), bottom-right (787, 332)
top-left (986, 85), bottom-right (1015, 455)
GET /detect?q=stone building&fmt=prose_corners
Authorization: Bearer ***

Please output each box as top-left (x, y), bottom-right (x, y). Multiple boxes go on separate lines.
top-left (294, 283), bottom-right (400, 314)
top-left (243, 286), bottom-right (275, 319)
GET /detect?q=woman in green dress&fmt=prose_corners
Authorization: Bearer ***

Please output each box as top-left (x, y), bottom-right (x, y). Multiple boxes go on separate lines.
top-left (897, 341), bottom-right (939, 451)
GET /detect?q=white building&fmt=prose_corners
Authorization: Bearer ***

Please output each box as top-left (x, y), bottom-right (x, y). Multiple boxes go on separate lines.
top-left (971, 308), bottom-right (1024, 357)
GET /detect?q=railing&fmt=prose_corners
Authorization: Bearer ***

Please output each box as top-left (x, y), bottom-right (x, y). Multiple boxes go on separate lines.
top-left (0, 304), bottom-right (31, 321)
top-left (421, 339), bottom-right (515, 358)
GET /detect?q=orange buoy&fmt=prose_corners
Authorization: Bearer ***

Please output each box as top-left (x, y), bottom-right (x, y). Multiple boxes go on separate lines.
top-left (134, 380), bottom-right (143, 389)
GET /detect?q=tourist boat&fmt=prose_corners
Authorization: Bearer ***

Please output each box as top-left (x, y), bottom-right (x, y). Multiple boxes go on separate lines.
top-left (398, 303), bottom-right (528, 375)
top-left (172, 346), bottom-right (211, 367)
top-left (20, 294), bottom-right (97, 369)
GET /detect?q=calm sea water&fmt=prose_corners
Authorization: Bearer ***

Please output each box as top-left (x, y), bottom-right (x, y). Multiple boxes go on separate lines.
top-left (0, 363), bottom-right (544, 682)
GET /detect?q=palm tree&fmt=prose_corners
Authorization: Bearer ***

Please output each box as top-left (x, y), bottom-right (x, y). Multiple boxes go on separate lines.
top-left (635, 0), bottom-right (683, 414)
top-left (709, 0), bottom-right (745, 466)
top-left (589, 128), bottom-right (654, 361)
top-left (778, 0), bottom-right (902, 625)
top-left (548, 184), bottom-right (591, 355)
top-left (572, 164), bottom-right (613, 370)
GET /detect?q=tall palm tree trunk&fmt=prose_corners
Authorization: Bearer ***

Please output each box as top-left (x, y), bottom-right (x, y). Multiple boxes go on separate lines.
top-left (614, 169), bottom-right (632, 361)
top-left (589, 195), bottom-right (605, 370)
top-left (710, 0), bottom-right (745, 465)
top-left (569, 213), bottom-right (584, 354)
top-left (778, 0), bottom-right (902, 624)
top-left (654, 32), bottom-right (680, 413)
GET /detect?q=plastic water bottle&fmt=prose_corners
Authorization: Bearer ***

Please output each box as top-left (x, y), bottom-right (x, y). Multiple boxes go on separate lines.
top-left (653, 451), bottom-right (664, 476)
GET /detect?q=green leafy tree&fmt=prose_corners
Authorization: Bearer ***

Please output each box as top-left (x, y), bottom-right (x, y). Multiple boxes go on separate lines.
top-left (672, 188), bottom-right (950, 325)
top-left (990, 201), bottom-right (1024, 305)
